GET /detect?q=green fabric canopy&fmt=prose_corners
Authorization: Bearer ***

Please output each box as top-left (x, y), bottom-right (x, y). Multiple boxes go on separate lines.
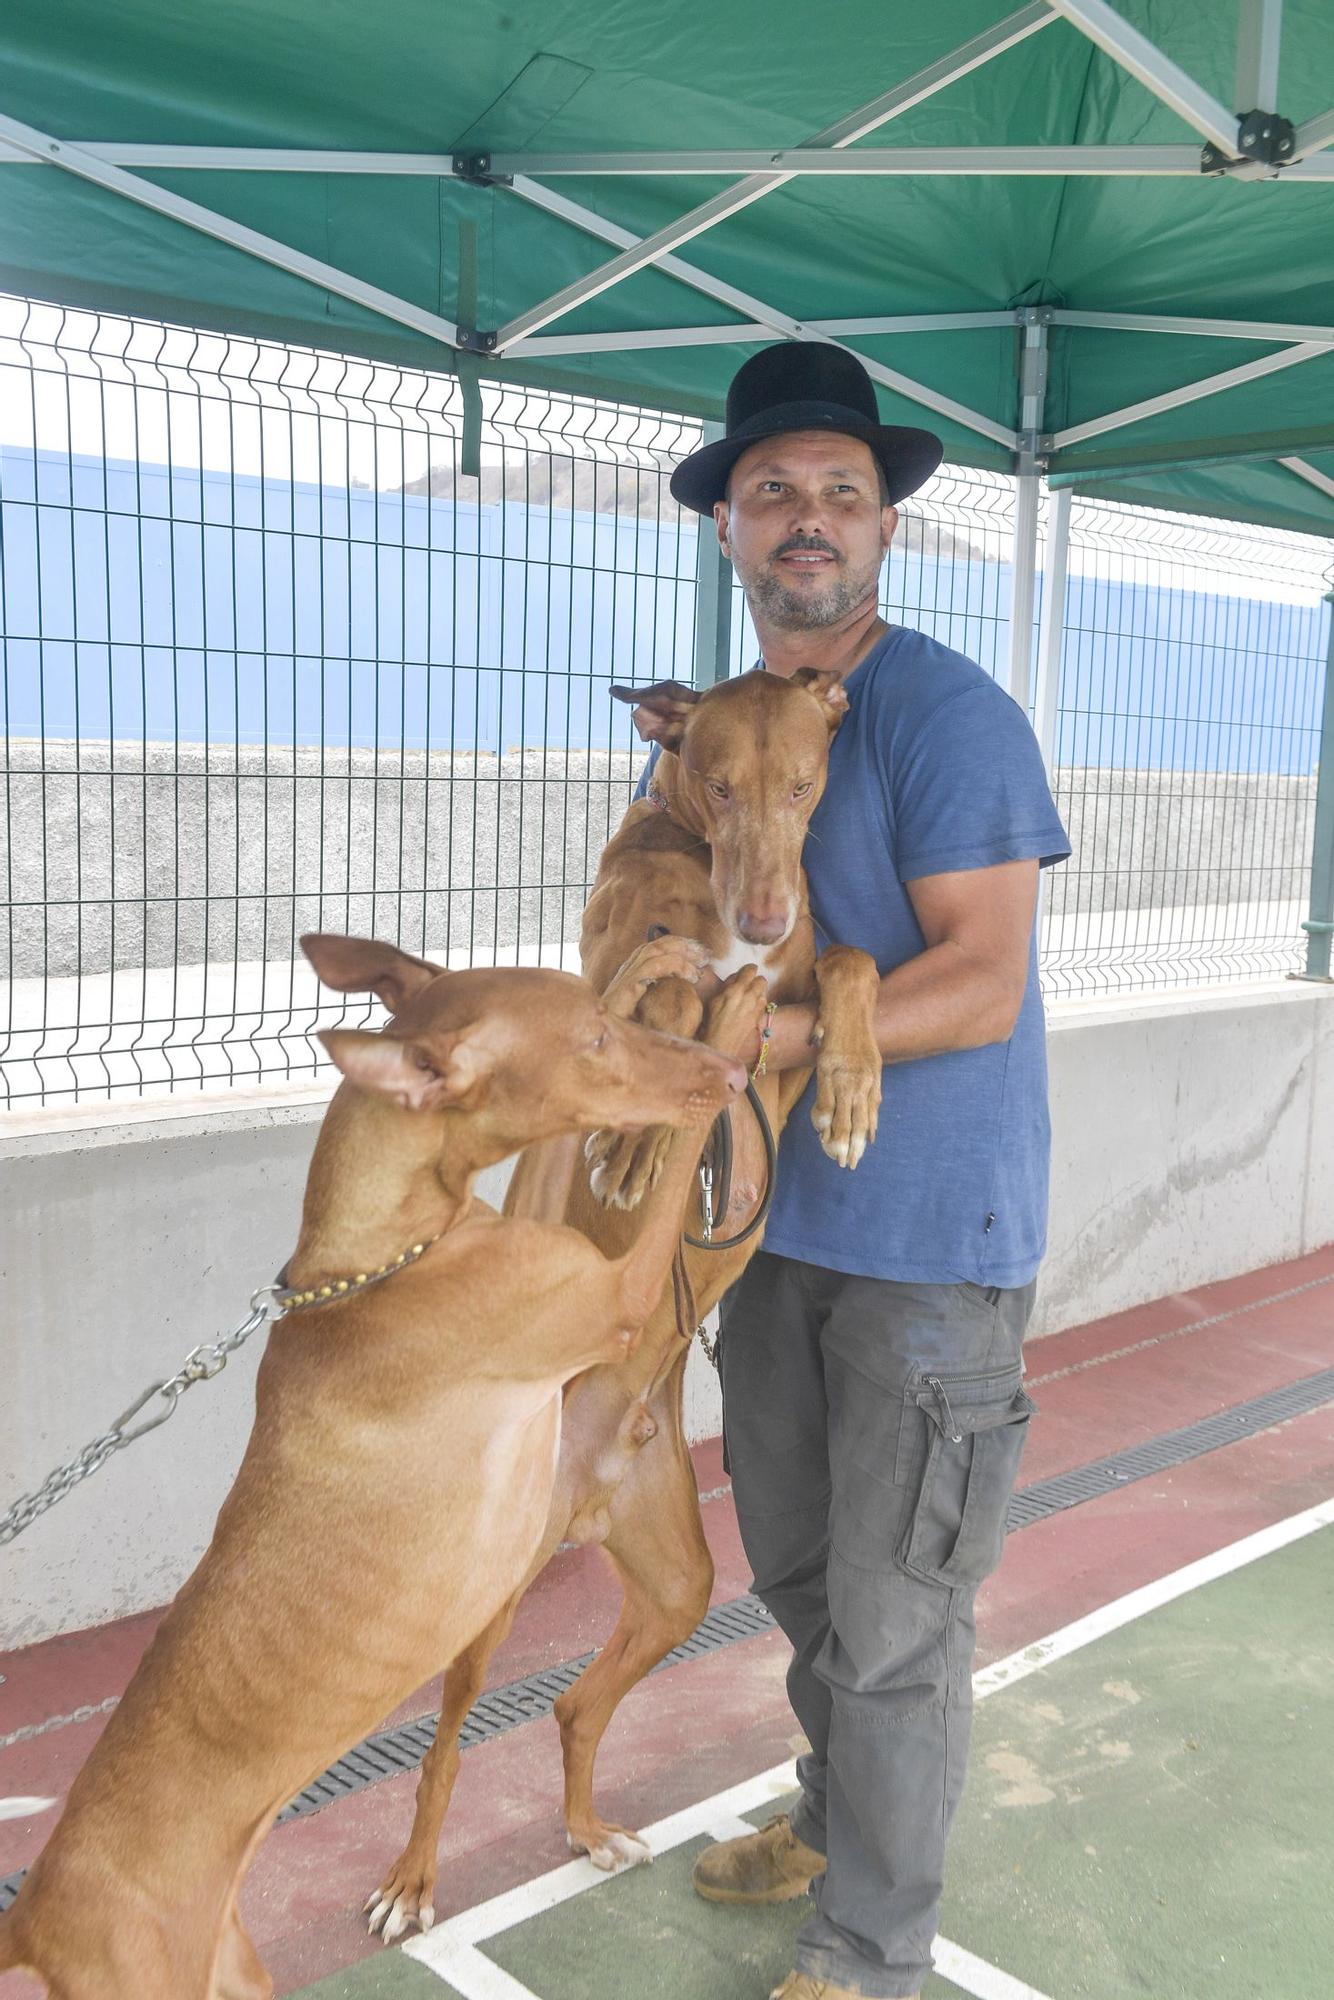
top-left (3, 0), bottom-right (1334, 534)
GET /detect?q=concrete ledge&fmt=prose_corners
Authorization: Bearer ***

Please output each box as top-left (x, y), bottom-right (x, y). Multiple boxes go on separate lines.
top-left (1040, 979), bottom-right (1334, 1333)
top-left (2, 980), bottom-right (1331, 1645)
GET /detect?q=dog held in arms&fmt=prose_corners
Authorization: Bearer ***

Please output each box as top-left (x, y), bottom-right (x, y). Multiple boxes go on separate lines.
top-left (0, 933), bottom-right (761, 1998)
top-left (365, 667), bottom-right (881, 1944)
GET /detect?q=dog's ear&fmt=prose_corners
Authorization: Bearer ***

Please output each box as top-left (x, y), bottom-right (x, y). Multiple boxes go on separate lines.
top-left (789, 667), bottom-right (850, 736)
top-left (301, 935), bottom-right (442, 1017)
top-left (610, 679), bottom-right (701, 750)
top-left (318, 1028), bottom-right (492, 1112)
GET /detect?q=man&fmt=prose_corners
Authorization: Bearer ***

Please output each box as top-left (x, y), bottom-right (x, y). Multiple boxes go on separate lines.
top-left (657, 343), bottom-right (1071, 2000)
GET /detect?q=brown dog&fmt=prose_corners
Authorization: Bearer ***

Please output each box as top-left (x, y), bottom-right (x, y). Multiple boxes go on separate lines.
top-left (0, 934), bottom-right (759, 1999)
top-left (366, 669), bottom-right (880, 1941)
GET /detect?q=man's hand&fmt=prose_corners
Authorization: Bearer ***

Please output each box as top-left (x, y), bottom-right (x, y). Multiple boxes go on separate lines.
top-left (759, 858), bottom-right (1040, 1077)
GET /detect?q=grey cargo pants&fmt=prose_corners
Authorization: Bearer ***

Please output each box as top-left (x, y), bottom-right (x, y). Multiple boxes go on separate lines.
top-left (718, 1250), bottom-right (1037, 1998)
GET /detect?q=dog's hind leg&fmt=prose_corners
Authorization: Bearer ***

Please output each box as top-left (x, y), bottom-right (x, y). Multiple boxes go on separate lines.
top-left (366, 1598), bottom-right (520, 1945)
top-left (555, 1396), bottom-right (713, 1870)
top-left (210, 1824), bottom-right (273, 2000)
top-left (214, 1904), bottom-right (271, 2000)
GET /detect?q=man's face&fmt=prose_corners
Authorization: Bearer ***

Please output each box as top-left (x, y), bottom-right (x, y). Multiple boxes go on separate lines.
top-left (715, 431), bottom-right (898, 631)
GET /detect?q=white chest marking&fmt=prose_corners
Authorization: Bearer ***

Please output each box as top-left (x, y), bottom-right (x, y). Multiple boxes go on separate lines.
top-left (707, 937), bottom-right (786, 989)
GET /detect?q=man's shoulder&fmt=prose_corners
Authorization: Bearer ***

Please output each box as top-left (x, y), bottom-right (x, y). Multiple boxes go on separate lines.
top-left (857, 626), bottom-right (1016, 730)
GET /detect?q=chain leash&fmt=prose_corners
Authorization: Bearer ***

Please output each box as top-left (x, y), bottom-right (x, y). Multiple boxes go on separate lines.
top-left (0, 1286), bottom-right (282, 1548)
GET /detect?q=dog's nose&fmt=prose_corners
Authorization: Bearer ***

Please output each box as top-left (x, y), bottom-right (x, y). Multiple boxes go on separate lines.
top-left (737, 910), bottom-right (788, 945)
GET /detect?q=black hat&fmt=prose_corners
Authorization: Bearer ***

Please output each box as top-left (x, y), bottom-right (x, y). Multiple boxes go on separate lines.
top-left (670, 343), bottom-right (943, 515)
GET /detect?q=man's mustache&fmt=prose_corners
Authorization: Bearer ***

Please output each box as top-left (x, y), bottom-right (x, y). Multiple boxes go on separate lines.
top-left (770, 537), bottom-right (842, 562)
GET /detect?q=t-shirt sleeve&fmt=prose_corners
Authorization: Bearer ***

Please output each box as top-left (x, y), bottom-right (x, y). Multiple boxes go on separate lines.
top-left (893, 681), bottom-right (1071, 882)
top-left (632, 742), bottom-right (662, 801)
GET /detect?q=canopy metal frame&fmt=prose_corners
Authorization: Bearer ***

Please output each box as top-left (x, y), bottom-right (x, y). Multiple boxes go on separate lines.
top-left (2, 1), bottom-right (1332, 498)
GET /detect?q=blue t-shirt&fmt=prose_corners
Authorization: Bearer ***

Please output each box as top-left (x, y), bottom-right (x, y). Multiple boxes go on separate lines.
top-left (635, 628), bottom-right (1070, 1287)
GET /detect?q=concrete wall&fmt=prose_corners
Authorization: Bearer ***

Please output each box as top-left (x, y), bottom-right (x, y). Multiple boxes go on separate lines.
top-left (1040, 982), bottom-right (1334, 1330)
top-left (1, 740), bottom-right (1316, 979)
top-left (2, 980), bottom-right (1331, 1647)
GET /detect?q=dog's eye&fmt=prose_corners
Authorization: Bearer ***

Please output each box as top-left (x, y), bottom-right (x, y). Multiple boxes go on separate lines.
top-left (793, 781), bottom-right (813, 800)
top-left (594, 1030), bottom-right (610, 1052)
top-left (707, 780), bottom-right (729, 801)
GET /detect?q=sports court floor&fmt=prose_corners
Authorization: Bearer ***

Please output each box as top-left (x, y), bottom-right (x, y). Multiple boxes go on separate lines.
top-left (3, 1245), bottom-right (1332, 2000)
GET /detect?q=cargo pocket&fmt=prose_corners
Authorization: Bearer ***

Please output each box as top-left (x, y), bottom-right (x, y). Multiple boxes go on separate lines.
top-left (898, 1366), bottom-right (1036, 1588)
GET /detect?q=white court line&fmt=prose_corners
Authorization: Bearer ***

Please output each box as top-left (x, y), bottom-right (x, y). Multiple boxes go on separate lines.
top-left (406, 1496), bottom-right (1334, 2000)
top-left (412, 1766), bottom-right (802, 1952)
top-left (973, 1492), bottom-right (1334, 1701)
top-left (933, 1940), bottom-right (1053, 2000)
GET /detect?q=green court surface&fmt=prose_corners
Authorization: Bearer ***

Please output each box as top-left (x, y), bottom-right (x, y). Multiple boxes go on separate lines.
top-left (296, 1519), bottom-right (1332, 2000)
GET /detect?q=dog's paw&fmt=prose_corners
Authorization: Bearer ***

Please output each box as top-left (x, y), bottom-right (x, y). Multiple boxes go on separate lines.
top-left (602, 934), bottom-right (708, 1019)
top-left (811, 1048), bottom-right (881, 1169)
top-left (585, 1126), bottom-right (670, 1208)
top-left (567, 1822), bottom-right (653, 1872)
top-left (364, 1870), bottom-right (436, 1945)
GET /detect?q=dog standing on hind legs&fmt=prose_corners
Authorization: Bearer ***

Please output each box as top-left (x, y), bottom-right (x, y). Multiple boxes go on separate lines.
top-left (366, 667), bottom-right (882, 1943)
top-left (0, 932), bottom-right (758, 1999)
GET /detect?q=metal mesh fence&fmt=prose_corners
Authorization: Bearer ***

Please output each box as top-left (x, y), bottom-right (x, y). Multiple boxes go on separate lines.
top-left (0, 294), bottom-right (1328, 1107)
top-left (1041, 498), bottom-right (1330, 997)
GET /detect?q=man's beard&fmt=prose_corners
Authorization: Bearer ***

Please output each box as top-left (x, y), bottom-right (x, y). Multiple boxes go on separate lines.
top-left (735, 546), bottom-right (883, 630)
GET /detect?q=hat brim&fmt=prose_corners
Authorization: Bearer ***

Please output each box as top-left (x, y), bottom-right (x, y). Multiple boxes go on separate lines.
top-left (669, 400), bottom-right (944, 514)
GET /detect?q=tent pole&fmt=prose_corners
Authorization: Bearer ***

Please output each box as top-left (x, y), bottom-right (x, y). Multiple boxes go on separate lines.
top-left (1033, 486), bottom-right (1072, 773)
top-left (1298, 591), bottom-right (1334, 980)
top-left (1009, 474), bottom-right (1041, 707)
top-left (692, 425), bottom-right (733, 688)
top-left (1235, 1), bottom-right (1283, 115)
top-left (1008, 311), bottom-right (1050, 706)
top-left (1031, 484), bottom-right (1071, 964)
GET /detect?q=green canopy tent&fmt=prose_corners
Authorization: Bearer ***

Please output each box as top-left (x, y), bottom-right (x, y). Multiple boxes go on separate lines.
top-left (2, 0), bottom-right (1333, 967)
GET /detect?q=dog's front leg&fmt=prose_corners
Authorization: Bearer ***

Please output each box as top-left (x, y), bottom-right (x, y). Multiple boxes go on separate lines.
top-left (809, 944), bottom-right (882, 1169)
top-left (612, 968), bottom-right (769, 1326)
top-left (587, 938), bottom-right (709, 1209)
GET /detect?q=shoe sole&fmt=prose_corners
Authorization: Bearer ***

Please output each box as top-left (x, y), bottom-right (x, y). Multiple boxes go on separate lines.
top-left (692, 1874), bottom-right (817, 1906)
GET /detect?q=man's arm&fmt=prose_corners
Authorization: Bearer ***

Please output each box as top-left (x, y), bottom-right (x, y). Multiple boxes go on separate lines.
top-left (765, 857), bottom-right (1039, 1072)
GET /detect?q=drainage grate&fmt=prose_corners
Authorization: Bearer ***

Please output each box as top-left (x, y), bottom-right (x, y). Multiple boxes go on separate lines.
top-left (0, 1595), bottom-right (771, 1913)
top-left (4, 1372), bottom-right (1331, 1913)
top-left (1007, 1367), bottom-right (1334, 1530)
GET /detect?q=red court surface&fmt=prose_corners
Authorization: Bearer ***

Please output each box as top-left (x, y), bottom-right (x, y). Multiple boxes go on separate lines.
top-left (2, 1242), bottom-right (1332, 1996)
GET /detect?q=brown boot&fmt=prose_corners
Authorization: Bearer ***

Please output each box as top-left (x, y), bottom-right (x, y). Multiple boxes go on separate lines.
top-left (691, 1813), bottom-right (824, 1905)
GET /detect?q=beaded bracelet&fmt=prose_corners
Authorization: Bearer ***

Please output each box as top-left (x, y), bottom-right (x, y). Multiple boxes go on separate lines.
top-left (751, 1001), bottom-right (778, 1080)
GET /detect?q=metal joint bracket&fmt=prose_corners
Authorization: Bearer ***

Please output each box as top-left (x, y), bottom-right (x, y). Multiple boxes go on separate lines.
top-left (455, 326), bottom-right (498, 354)
top-left (1201, 109), bottom-right (1296, 174)
top-left (1014, 305), bottom-right (1056, 326)
top-left (1015, 429), bottom-right (1049, 473)
top-left (452, 153), bottom-right (510, 187)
